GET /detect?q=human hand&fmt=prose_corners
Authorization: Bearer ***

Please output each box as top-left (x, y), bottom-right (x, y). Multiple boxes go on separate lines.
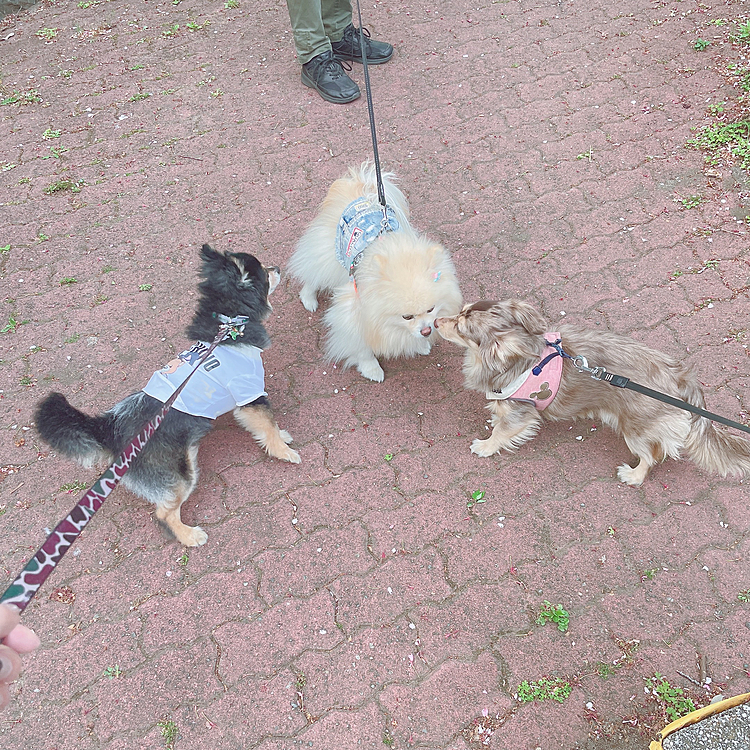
top-left (0, 603), bottom-right (40, 709)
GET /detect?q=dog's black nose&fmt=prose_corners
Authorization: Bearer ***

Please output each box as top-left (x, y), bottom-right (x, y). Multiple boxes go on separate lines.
top-left (420, 325), bottom-right (432, 337)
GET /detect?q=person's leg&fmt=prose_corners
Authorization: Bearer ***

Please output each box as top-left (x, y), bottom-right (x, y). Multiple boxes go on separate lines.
top-left (286, 0), bottom-right (359, 103)
top-left (321, 0), bottom-right (353, 44)
top-left (285, 0), bottom-right (331, 64)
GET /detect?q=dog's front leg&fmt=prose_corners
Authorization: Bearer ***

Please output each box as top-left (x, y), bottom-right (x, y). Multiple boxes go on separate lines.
top-left (356, 356), bottom-right (385, 382)
top-left (234, 399), bottom-right (301, 463)
top-left (155, 464), bottom-right (208, 547)
top-left (414, 337), bottom-right (432, 356)
top-left (299, 283), bottom-right (320, 313)
top-left (471, 400), bottom-right (542, 457)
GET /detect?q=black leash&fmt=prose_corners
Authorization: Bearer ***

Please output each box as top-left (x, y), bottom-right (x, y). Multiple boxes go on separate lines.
top-left (546, 339), bottom-right (750, 436)
top-left (354, 0), bottom-right (388, 212)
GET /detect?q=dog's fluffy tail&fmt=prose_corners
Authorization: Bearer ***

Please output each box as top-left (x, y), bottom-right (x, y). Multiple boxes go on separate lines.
top-left (677, 379), bottom-right (750, 478)
top-left (351, 160), bottom-right (410, 221)
top-left (684, 416), bottom-right (750, 478)
top-left (35, 392), bottom-right (114, 468)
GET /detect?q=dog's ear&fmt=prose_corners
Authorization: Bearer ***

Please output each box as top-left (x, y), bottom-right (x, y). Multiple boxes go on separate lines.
top-left (481, 328), bottom-right (536, 373)
top-left (372, 253), bottom-right (390, 279)
top-left (425, 243), bottom-right (440, 265)
top-left (506, 299), bottom-right (547, 335)
top-left (475, 300), bottom-right (547, 371)
top-left (200, 243), bottom-right (226, 271)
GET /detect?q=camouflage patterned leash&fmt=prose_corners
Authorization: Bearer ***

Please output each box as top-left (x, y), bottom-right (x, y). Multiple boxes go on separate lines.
top-left (0, 315), bottom-right (249, 612)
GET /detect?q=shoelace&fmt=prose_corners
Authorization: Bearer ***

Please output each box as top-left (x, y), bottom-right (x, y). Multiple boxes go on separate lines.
top-left (317, 54), bottom-right (353, 78)
top-left (346, 25), bottom-right (372, 53)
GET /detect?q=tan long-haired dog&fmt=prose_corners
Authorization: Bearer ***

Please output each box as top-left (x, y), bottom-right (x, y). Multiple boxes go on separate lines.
top-left (435, 299), bottom-right (750, 485)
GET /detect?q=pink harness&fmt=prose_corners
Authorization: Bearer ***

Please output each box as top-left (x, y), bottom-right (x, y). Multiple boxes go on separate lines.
top-left (486, 333), bottom-right (563, 410)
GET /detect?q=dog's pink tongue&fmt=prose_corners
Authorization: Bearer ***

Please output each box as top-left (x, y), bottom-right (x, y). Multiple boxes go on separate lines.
top-left (420, 326), bottom-right (432, 337)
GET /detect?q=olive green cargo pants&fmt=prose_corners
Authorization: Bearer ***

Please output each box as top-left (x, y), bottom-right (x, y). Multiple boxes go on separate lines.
top-left (285, 0), bottom-right (353, 64)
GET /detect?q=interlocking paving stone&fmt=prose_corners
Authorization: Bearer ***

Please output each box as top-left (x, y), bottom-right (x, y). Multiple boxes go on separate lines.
top-left (1, 0), bottom-right (749, 748)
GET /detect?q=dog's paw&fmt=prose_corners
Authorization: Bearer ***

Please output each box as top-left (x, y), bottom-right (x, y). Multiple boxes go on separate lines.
top-left (470, 438), bottom-right (499, 458)
top-left (180, 525), bottom-right (208, 547)
top-left (416, 339), bottom-right (432, 355)
top-left (279, 429), bottom-right (294, 444)
top-left (616, 463), bottom-right (645, 486)
top-left (300, 286), bottom-right (319, 313)
top-left (358, 360), bottom-right (385, 382)
top-left (281, 446), bottom-right (302, 464)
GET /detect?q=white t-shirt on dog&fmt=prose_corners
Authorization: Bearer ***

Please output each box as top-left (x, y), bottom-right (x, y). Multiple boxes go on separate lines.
top-left (143, 342), bottom-right (266, 419)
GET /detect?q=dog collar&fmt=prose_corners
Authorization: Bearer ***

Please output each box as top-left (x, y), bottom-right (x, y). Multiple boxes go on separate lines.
top-left (212, 312), bottom-right (250, 340)
top-left (335, 198), bottom-right (400, 277)
top-left (485, 333), bottom-right (563, 410)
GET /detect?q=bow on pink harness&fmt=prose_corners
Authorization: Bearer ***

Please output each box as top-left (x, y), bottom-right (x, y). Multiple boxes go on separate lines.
top-left (487, 333), bottom-right (563, 410)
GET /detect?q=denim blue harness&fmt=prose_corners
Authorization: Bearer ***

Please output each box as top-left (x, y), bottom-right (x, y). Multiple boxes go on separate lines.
top-left (335, 198), bottom-right (400, 277)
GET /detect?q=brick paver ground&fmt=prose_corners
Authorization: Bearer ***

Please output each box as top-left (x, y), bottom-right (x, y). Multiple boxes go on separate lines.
top-left (1, 1), bottom-right (749, 748)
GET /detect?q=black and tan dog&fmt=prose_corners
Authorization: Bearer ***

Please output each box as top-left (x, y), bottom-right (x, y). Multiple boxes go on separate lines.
top-left (35, 244), bottom-right (300, 546)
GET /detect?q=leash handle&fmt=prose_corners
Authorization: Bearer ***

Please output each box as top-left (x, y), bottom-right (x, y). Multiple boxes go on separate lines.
top-left (1, 321), bottom-right (245, 611)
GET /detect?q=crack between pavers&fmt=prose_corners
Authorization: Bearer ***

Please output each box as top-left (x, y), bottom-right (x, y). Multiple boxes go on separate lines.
top-left (209, 632), bottom-right (228, 693)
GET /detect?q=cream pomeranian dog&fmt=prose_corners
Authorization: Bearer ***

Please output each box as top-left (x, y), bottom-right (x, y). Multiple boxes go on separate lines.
top-left (288, 162), bottom-right (463, 382)
top-left (436, 299), bottom-right (750, 486)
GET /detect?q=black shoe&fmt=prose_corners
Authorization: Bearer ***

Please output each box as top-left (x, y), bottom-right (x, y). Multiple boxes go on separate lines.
top-left (331, 24), bottom-right (394, 64)
top-left (301, 50), bottom-right (361, 104)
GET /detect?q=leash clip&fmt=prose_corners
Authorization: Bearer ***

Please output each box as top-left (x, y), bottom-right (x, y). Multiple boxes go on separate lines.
top-left (220, 325), bottom-right (244, 341)
top-left (572, 355), bottom-right (607, 381)
top-left (213, 313), bottom-right (250, 341)
top-left (379, 204), bottom-right (392, 233)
